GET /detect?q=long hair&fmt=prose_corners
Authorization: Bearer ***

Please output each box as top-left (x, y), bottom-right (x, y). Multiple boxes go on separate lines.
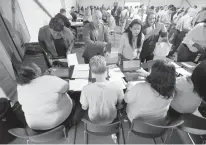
top-left (191, 60), bottom-right (206, 99)
top-left (144, 11), bottom-right (157, 29)
top-left (124, 19), bottom-right (143, 48)
top-left (146, 60), bottom-right (176, 99)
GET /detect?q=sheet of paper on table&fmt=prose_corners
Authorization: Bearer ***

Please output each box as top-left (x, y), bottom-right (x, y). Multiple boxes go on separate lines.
top-left (176, 68), bottom-right (191, 77)
top-left (170, 62), bottom-right (181, 68)
top-left (181, 62), bottom-right (196, 69)
top-left (108, 67), bottom-right (125, 78)
top-left (67, 53), bottom-right (78, 67)
top-left (109, 77), bottom-right (126, 90)
top-left (68, 79), bottom-right (89, 91)
top-left (75, 64), bottom-right (90, 71)
top-left (72, 70), bottom-right (89, 79)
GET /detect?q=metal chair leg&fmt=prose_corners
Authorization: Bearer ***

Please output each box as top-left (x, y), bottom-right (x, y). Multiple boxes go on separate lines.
top-left (153, 138), bottom-right (157, 144)
top-left (127, 131), bottom-right (131, 144)
top-left (84, 131), bottom-right (88, 144)
top-left (164, 128), bottom-right (174, 144)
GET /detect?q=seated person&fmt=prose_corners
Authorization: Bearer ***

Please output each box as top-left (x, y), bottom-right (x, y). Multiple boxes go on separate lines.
top-left (125, 60), bottom-right (176, 122)
top-left (118, 19), bottom-right (145, 65)
top-left (80, 55), bottom-right (124, 124)
top-left (170, 61), bottom-right (206, 116)
top-left (17, 62), bottom-right (74, 131)
top-left (83, 10), bottom-right (111, 63)
top-left (38, 17), bottom-right (74, 58)
top-left (177, 22), bottom-right (206, 62)
top-left (55, 8), bottom-right (71, 28)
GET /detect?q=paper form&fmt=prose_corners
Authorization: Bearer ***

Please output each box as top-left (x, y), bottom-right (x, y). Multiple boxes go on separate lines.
top-left (108, 67), bottom-right (124, 78)
top-left (72, 70), bottom-right (89, 79)
top-left (67, 53), bottom-right (78, 67)
top-left (68, 79), bottom-right (89, 91)
top-left (176, 68), bottom-right (191, 77)
top-left (170, 62), bottom-right (181, 68)
top-left (75, 64), bottom-right (90, 71)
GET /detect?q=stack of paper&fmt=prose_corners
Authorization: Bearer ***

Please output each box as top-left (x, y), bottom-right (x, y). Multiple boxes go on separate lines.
top-left (109, 77), bottom-right (126, 90)
top-left (68, 79), bottom-right (88, 91)
top-left (108, 67), bottom-right (124, 78)
top-left (72, 64), bottom-right (90, 79)
top-left (67, 53), bottom-right (78, 67)
top-left (170, 62), bottom-right (181, 68)
top-left (106, 51), bottom-right (118, 64)
top-left (176, 68), bottom-right (191, 77)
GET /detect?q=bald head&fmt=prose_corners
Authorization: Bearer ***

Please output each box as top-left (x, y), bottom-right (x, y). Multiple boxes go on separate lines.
top-left (92, 10), bottom-right (103, 26)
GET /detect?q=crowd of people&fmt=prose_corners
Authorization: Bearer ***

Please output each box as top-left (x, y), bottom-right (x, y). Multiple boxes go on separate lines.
top-left (13, 1), bottom-right (206, 142)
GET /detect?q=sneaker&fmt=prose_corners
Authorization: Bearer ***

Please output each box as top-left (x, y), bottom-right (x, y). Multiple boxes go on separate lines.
top-left (111, 134), bottom-right (117, 143)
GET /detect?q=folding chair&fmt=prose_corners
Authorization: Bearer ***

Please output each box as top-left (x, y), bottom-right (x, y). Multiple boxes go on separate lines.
top-left (127, 116), bottom-right (184, 144)
top-left (82, 118), bottom-right (123, 144)
top-left (8, 125), bottom-right (69, 144)
top-left (178, 113), bottom-right (206, 144)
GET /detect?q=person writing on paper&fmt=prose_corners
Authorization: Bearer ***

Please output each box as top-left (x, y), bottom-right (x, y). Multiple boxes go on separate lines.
top-left (38, 17), bottom-right (74, 58)
top-left (83, 10), bottom-right (111, 63)
top-left (17, 61), bottom-right (76, 131)
top-left (140, 11), bottom-right (168, 62)
top-left (125, 60), bottom-right (176, 122)
top-left (80, 55), bottom-right (124, 124)
top-left (177, 22), bottom-right (206, 62)
top-left (118, 19), bottom-right (144, 65)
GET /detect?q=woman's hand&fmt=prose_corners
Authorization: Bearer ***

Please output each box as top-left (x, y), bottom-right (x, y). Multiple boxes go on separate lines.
top-left (135, 68), bottom-right (149, 77)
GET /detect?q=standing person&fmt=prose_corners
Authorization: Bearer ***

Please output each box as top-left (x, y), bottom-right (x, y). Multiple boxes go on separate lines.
top-left (177, 22), bottom-right (206, 62)
top-left (70, 6), bottom-right (77, 22)
top-left (106, 11), bottom-right (116, 31)
top-left (38, 18), bottom-right (74, 58)
top-left (118, 19), bottom-right (144, 65)
top-left (55, 8), bottom-right (71, 28)
top-left (83, 10), bottom-right (111, 63)
top-left (111, 2), bottom-right (119, 26)
top-left (159, 5), bottom-right (174, 30)
top-left (168, 8), bottom-right (197, 58)
top-left (140, 12), bottom-right (168, 62)
top-left (83, 7), bottom-right (92, 24)
top-left (120, 7), bottom-right (129, 34)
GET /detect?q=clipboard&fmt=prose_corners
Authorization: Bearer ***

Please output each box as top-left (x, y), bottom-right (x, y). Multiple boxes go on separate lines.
top-left (123, 60), bottom-right (141, 72)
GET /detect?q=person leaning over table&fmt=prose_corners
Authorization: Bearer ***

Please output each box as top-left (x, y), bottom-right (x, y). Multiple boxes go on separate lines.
top-left (177, 22), bottom-right (206, 62)
top-left (124, 60), bottom-right (176, 122)
top-left (82, 10), bottom-right (111, 64)
top-left (140, 11), bottom-right (168, 63)
top-left (16, 61), bottom-right (80, 131)
top-left (38, 17), bottom-right (75, 58)
top-left (118, 19), bottom-right (144, 66)
top-left (134, 61), bottom-right (205, 118)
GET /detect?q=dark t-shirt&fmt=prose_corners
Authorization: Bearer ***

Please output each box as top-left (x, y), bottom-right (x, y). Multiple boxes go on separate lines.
top-left (53, 38), bottom-right (67, 57)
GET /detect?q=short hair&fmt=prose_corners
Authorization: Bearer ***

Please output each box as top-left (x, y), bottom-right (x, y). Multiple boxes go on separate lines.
top-left (17, 61), bottom-right (41, 85)
top-left (191, 60), bottom-right (206, 99)
top-left (89, 55), bottom-right (107, 74)
top-left (49, 17), bottom-right (64, 32)
top-left (150, 6), bottom-right (155, 10)
top-left (71, 6), bottom-right (75, 9)
top-left (146, 60), bottom-right (176, 99)
top-left (60, 8), bottom-right (66, 13)
top-left (92, 10), bottom-right (102, 18)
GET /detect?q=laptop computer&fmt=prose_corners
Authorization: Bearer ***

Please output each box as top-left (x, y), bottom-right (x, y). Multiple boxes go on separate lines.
top-left (123, 60), bottom-right (141, 72)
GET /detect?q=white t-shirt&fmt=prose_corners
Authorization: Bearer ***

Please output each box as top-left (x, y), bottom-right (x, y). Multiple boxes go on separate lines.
top-left (125, 81), bottom-right (172, 122)
top-left (80, 81), bottom-right (124, 124)
top-left (171, 77), bottom-right (202, 113)
top-left (17, 75), bottom-right (73, 130)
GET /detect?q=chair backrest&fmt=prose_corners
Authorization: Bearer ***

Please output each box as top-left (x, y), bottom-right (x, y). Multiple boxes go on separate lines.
top-left (9, 125), bottom-right (67, 144)
top-left (178, 114), bottom-right (206, 135)
top-left (131, 116), bottom-right (184, 138)
top-left (82, 118), bottom-right (120, 134)
top-left (28, 125), bottom-right (67, 144)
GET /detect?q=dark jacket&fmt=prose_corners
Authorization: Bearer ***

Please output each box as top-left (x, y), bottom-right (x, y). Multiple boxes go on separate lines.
top-left (82, 22), bottom-right (111, 62)
top-left (55, 13), bottom-right (71, 28)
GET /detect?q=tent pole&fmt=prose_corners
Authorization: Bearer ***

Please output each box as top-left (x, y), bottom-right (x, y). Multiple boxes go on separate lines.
top-left (33, 0), bottom-right (53, 18)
